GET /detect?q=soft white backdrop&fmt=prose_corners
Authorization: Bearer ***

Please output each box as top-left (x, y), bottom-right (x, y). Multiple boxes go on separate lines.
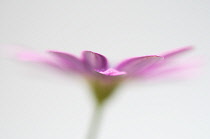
top-left (0, 0), bottom-right (210, 139)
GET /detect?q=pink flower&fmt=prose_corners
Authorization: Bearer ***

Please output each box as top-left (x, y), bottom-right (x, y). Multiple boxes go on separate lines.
top-left (17, 46), bottom-right (194, 103)
top-left (16, 46), bottom-right (198, 139)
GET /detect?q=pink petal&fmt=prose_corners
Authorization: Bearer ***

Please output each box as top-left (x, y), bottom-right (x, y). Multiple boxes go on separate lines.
top-left (160, 46), bottom-right (193, 59)
top-left (48, 50), bottom-right (85, 73)
top-left (82, 51), bottom-right (108, 72)
top-left (140, 61), bottom-right (201, 80)
top-left (139, 55), bottom-right (202, 80)
top-left (17, 50), bottom-right (61, 69)
top-left (144, 46), bottom-right (194, 72)
top-left (115, 55), bottom-right (163, 76)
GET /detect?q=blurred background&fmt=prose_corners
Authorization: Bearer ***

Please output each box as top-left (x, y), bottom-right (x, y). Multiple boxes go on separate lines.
top-left (0, 0), bottom-right (210, 139)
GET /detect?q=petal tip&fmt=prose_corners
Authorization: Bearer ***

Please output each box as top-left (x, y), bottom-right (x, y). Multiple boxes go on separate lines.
top-left (161, 46), bottom-right (194, 58)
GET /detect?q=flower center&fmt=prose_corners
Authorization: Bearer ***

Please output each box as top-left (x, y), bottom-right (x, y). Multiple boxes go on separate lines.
top-left (98, 68), bottom-right (126, 76)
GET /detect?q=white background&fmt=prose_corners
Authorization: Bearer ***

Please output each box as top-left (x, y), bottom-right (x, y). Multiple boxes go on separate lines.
top-left (0, 0), bottom-right (210, 139)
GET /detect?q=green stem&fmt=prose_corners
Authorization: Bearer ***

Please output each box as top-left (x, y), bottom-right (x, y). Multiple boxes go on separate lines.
top-left (86, 103), bottom-right (104, 139)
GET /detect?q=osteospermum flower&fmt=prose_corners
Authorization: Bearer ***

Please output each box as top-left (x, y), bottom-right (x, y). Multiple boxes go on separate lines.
top-left (17, 46), bottom-right (194, 139)
top-left (18, 46), bottom-right (193, 102)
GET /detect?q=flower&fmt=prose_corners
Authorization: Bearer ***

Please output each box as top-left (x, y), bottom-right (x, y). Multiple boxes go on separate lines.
top-left (17, 46), bottom-right (193, 104)
top-left (15, 46), bottom-right (198, 139)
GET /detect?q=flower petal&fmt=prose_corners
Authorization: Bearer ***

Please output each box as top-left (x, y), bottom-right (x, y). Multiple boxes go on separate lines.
top-left (145, 46), bottom-right (194, 73)
top-left (139, 54), bottom-right (202, 80)
top-left (161, 46), bottom-right (193, 59)
top-left (139, 59), bottom-right (201, 80)
top-left (115, 55), bottom-right (163, 75)
top-left (48, 50), bottom-right (85, 73)
top-left (17, 50), bottom-right (62, 69)
top-left (82, 51), bottom-right (108, 72)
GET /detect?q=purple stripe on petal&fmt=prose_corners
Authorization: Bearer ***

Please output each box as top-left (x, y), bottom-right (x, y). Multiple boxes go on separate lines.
top-left (48, 50), bottom-right (85, 73)
top-left (82, 51), bottom-right (108, 72)
top-left (115, 55), bottom-right (163, 76)
top-left (160, 46), bottom-right (193, 59)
